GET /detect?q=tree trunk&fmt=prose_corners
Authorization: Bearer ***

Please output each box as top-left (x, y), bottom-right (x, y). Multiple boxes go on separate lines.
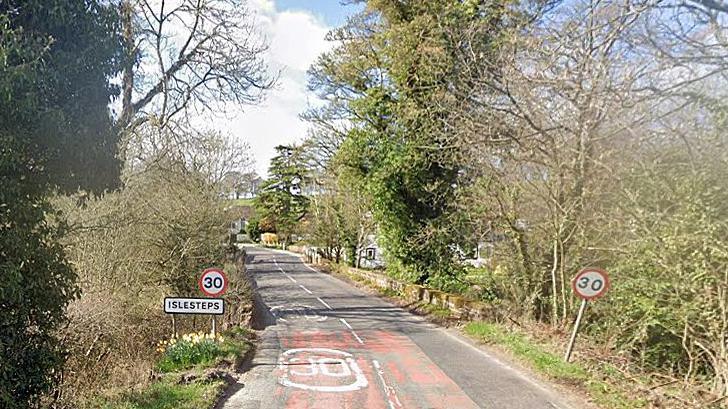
top-left (120, 0), bottom-right (135, 128)
top-left (550, 238), bottom-right (559, 325)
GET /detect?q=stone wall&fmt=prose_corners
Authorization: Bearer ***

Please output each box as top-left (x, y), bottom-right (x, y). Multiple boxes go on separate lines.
top-left (285, 246), bottom-right (501, 322)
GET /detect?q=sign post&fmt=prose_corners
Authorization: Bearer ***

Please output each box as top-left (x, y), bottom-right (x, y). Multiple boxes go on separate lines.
top-left (163, 268), bottom-right (228, 338)
top-left (198, 268), bottom-right (228, 337)
top-left (564, 267), bottom-right (610, 362)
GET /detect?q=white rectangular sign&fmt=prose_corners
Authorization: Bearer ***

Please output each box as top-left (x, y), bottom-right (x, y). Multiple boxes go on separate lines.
top-left (164, 297), bottom-right (224, 315)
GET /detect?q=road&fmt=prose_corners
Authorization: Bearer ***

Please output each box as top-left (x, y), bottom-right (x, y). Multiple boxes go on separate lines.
top-left (221, 246), bottom-right (578, 409)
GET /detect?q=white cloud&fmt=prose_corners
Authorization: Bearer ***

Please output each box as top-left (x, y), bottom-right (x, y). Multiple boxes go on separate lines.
top-left (221, 0), bottom-right (333, 176)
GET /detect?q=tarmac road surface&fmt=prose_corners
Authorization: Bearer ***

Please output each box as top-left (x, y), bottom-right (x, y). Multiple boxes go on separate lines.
top-left (220, 246), bottom-right (578, 409)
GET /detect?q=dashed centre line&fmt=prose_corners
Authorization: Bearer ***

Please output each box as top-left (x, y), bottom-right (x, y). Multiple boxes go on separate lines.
top-left (275, 256), bottom-right (365, 344)
top-left (339, 318), bottom-right (354, 330)
top-left (316, 297), bottom-right (333, 310)
top-left (339, 318), bottom-right (365, 344)
top-left (273, 259), bottom-right (297, 283)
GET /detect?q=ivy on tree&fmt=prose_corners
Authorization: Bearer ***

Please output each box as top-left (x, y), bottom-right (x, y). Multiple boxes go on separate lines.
top-left (0, 1), bottom-right (122, 406)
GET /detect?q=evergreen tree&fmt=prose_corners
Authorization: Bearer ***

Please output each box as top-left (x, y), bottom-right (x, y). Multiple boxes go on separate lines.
top-left (254, 145), bottom-right (310, 248)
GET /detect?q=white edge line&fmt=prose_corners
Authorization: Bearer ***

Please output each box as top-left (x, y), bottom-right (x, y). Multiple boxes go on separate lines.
top-left (440, 329), bottom-right (575, 409)
top-left (303, 263), bottom-right (320, 273)
top-left (316, 297), bottom-right (333, 310)
top-left (299, 284), bottom-right (313, 294)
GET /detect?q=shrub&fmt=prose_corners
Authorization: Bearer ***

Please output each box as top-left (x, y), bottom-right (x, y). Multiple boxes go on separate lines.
top-left (0, 139), bottom-right (80, 409)
top-left (52, 165), bottom-right (230, 405)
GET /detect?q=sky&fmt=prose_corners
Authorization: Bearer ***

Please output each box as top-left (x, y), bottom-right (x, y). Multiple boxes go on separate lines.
top-left (224, 0), bottom-right (360, 177)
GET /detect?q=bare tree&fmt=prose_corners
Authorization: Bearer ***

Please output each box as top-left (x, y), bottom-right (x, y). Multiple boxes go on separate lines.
top-left (119, 0), bottom-right (276, 131)
top-left (450, 0), bottom-right (662, 322)
top-left (122, 122), bottom-right (252, 184)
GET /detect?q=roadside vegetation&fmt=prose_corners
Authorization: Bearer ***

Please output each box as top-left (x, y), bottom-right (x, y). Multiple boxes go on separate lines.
top-left (96, 328), bottom-right (252, 409)
top-left (1, 1), bottom-right (272, 408)
top-left (251, 1), bottom-right (728, 406)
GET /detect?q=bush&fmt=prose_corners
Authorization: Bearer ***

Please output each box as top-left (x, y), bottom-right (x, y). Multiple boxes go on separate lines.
top-left (0, 139), bottom-right (80, 409)
top-left (52, 164), bottom-right (230, 406)
top-left (246, 218), bottom-right (261, 242)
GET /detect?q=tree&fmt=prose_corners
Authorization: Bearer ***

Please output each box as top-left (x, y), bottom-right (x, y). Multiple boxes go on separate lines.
top-left (1, 0), bottom-right (123, 192)
top-left (254, 145), bottom-right (310, 249)
top-left (304, 175), bottom-right (373, 266)
top-left (118, 0), bottom-right (275, 131)
top-left (0, 1), bottom-right (122, 406)
top-left (307, 1), bottom-right (505, 290)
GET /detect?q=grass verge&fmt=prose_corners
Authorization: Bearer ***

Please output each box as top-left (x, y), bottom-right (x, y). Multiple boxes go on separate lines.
top-left (97, 377), bottom-right (226, 409)
top-left (97, 327), bottom-right (253, 409)
top-left (464, 321), bottom-right (646, 409)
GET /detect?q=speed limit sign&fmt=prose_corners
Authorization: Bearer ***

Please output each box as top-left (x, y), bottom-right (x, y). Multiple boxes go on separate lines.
top-left (199, 268), bottom-right (228, 297)
top-left (565, 267), bottom-right (610, 362)
top-left (571, 268), bottom-right (610, 300)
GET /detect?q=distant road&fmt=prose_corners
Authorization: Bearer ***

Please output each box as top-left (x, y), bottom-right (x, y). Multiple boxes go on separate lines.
top-left (221, 246), bottom-right (577, 409)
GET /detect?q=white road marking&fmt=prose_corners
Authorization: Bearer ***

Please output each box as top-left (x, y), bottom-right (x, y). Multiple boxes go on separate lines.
top-left (339, 318), bottom-right (353, 330)
top-left (316, 297), bottom-right (333, 310)
top-left (303, 263), bottom-right (320, 273)
top-left (351, 330), bottom-right (365, 344)
top-left (440, 329), bottom-right (576, 409)
top-left (270, 305), bottom-right (327, 322)
top-left (372, 359), bottom-right (403, 409)
top-left (273, 259), bottom-right (297, 283)
top-left (278, 348), bottom-right (368, 392)
top-left (299, 284), bottom-right (313, 294)
top-left (339, 318), bottom-right (365, 344)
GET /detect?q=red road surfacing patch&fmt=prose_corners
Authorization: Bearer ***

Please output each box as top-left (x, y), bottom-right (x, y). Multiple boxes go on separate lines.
top-left (276, 329), bottom-right (479, 409)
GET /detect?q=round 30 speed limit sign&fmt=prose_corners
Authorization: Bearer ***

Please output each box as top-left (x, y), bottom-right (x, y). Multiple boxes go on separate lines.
top-left (199, 268), bottom-right (228, 297)
top-left (572, 268), bottom-right (610, 300)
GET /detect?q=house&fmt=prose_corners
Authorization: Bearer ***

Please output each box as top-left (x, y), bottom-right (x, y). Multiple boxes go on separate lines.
top-left (356, 234), bottom-right (385, 269)
top-left (227, 204), bottom-right (255, 242)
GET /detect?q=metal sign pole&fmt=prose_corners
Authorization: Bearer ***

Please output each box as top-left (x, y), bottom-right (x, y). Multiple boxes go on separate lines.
top-left (564, 298), bottom-right (587, 362)
top-left (211, 315), bottom-right (217, 337)
top-left (171, 314), bottom-right (178, 339)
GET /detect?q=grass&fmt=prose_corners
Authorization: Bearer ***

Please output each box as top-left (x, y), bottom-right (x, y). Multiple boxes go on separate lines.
top-left (464, 321), bottom-right (647, 408)
top-left (420, 303), bottom-right (452, 319)
top-left (157, 328), bottom-right (250, 373)
top-left (375, 285), bottom-right (401, 298)
top-left (230, 198), bottom-right (253, 206)
top-left (464, 322), bottom-right (587, 383)
top-left (99, 377), bottom-right (226, 409)
top-left (98, 328), bottom-right (252, 409)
